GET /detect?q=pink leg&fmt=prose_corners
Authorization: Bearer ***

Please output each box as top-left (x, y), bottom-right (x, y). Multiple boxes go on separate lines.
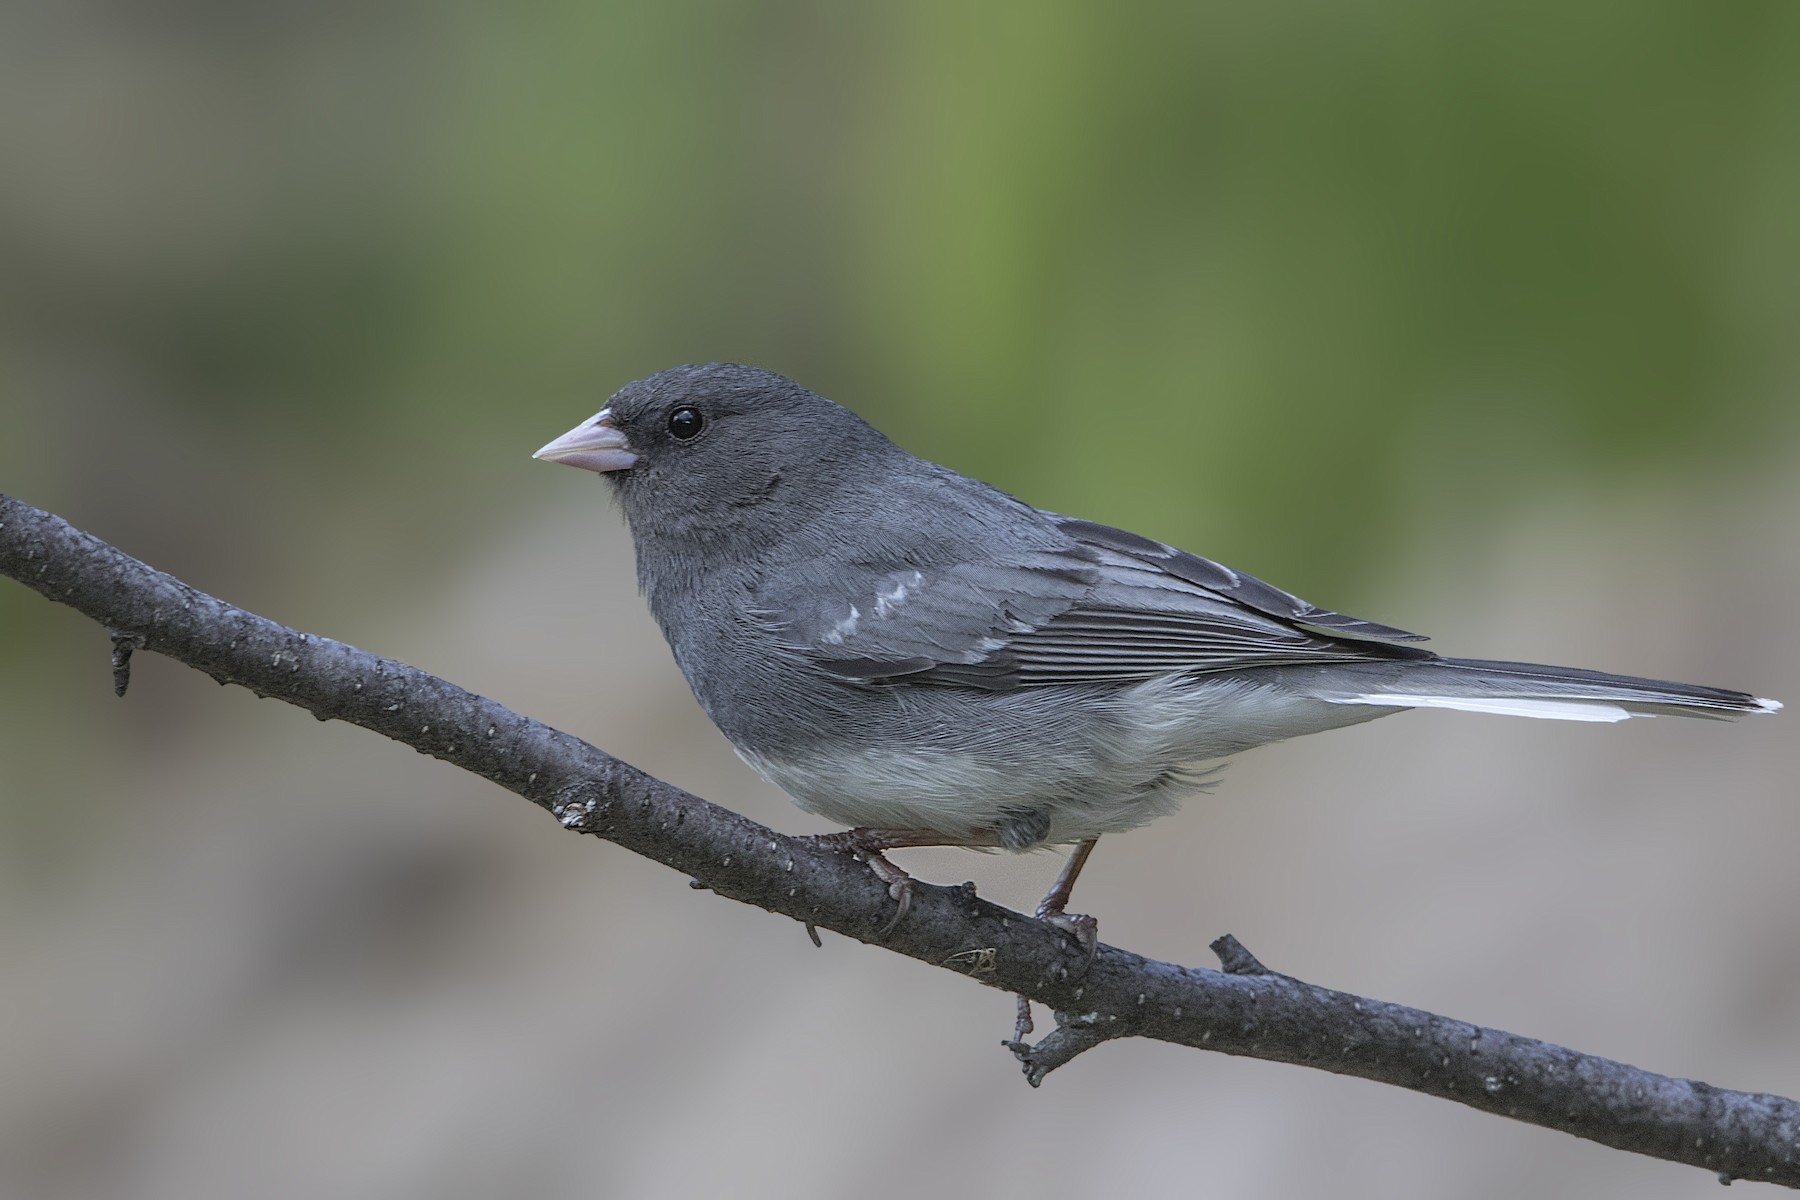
top-left (1035, 837), bottom-right (1100, 963)
top-left (1014, 838), bottom-right (1103, 1044)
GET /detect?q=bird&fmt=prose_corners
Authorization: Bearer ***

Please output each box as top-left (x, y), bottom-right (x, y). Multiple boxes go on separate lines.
top-left (534, 362), bottom-right (1781, 951)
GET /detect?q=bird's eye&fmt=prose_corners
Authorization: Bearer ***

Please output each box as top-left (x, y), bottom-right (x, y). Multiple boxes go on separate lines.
top-left (667, 406), bottom-right (705, 441)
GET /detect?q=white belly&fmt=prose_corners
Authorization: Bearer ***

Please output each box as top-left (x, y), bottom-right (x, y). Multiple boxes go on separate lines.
top-left (735, 673), bottom-right (1399, 845)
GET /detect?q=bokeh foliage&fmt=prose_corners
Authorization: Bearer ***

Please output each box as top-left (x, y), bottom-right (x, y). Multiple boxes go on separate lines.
top-left (1, 11), bottom-right (1797, 1197)
top-left (3, 0), bottom-right (1797, 634)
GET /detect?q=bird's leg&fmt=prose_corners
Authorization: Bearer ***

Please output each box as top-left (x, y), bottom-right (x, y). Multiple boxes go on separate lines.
top-left (1012, 838), bottom-right (1103, 1045)
top-left (1035, 837), bottom-right (1100, 966)
top-left (808, 827), bottom-right (1003, 937)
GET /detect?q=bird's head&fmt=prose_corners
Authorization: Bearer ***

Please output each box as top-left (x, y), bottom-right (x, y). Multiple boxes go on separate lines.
top-left (535, 363), bottom-right (898, 555)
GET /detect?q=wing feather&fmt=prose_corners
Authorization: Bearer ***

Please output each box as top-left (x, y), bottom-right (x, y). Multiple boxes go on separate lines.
top-left (759, 513), bottom-right (1433, 689)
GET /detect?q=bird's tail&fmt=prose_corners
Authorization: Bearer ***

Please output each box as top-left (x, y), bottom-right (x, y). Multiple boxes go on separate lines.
top-left (1313, 657), bottom-right (1782, 723)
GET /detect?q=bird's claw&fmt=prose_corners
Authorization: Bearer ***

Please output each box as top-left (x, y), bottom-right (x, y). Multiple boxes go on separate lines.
top-left (1012, 994), bottom-right (1035, 1044)
top-left (877, 873), bottom-right (912, 937)
top-left (811, 831), bottom-right (916, 939)
top-left (1036, 905), bottom-right (1099, 975)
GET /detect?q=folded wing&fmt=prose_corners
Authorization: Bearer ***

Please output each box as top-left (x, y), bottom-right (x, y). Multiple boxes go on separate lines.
top-left (759, 514), bottom-right (1433, 690)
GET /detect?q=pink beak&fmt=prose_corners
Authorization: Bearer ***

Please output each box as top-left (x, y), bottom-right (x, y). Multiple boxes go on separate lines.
top-left (533, 408), bottom-right (639, 473)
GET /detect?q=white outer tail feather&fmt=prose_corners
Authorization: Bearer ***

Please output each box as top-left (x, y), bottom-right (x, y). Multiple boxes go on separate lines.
top-left (1326, 693), bottom-right (1635, 722)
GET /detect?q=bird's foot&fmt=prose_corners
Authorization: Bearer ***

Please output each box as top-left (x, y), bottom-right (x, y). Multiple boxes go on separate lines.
top-left (1032, 837), bottom-right (1102, 973)
top-left (1012, 994), bottom-right (1035, 1044)
top-left (1011, 904), bottom-right (1096, 1054)
top-left (1034, 900), bottom-right (1099, 974)
top-left (808, 830), bottom-right (917, 937)
top-left (861, 850), bottom-right (914, 937)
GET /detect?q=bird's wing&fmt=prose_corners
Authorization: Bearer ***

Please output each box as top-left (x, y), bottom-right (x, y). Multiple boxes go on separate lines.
top-left (757, 516), bottom-right (1432, 690)
top-left (749, 544), bottom-right (1093, 682)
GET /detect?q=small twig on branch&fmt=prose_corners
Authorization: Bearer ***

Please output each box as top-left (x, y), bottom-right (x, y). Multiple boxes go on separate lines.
top-left (108, 629), bottom-right (142, 697)
top-left (1008, 1011), bottom-right (1121, 1087)
top-left (1211, 934), bottom-right (1274, 976)
top-left (2, 490), bottom-right (1798, 1188)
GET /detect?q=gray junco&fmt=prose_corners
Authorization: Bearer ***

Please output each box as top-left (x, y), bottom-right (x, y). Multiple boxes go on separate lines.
top-left (536, 363), bottom-right (1780, 941)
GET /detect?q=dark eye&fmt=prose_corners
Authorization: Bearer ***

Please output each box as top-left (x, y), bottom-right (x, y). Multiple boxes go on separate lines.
top-left (667, 406), bottom-right (705, 441)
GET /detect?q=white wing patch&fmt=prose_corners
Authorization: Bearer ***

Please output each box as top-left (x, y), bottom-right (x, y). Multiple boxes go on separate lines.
top-left (1326, 692), bottom-right (1635, 722)
top-left (820, 571), bottom-right (930, 646)
top-left (873, 570), bottom-right (924, 618)
top-left (820, 604), bottom-right (861, 646)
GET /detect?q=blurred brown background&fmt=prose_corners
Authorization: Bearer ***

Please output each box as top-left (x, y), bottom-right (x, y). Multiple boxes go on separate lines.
top-left (3, 3), bottom-right (1798, 1197)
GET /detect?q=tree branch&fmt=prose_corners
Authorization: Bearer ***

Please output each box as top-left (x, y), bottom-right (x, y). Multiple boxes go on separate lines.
top-left (3, 490), bottom-right (1796, 1188)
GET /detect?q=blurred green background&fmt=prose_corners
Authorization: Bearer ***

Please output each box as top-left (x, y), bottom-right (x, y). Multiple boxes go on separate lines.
top-left (3, 4), bottom-right (1797, 1199)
